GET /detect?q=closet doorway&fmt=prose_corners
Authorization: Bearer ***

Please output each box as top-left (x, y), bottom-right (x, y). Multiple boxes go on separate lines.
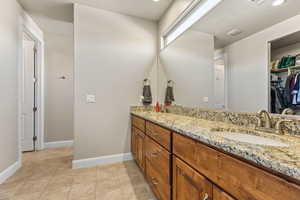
top-left (214, 56), bottom-right (226, 110)
top-left (269, 31), bottom-right (300, 115)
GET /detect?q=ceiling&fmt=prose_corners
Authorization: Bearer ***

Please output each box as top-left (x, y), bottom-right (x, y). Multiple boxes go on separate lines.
top-left (18, 0), bottom-right (173, 22)
top-left (191, 0), bottom-right (300, 49)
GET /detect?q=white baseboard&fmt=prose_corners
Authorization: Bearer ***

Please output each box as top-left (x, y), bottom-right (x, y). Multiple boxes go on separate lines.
top-left (72, 153), bottom-right (133, 169)
top-left (44, 140), bottom-right (74, 149)
top-left (0, 160), bottom-right (21, 184)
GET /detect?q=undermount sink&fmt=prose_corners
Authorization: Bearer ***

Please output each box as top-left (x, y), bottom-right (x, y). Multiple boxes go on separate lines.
top-left (215, 132), bottom-right (289, 147)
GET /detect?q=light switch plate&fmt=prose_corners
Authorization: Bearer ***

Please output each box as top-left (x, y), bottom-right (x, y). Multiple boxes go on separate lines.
top-left (86, 94), bottom-right (96, 103)
top-left (203, 97), bottom-right (209, 103)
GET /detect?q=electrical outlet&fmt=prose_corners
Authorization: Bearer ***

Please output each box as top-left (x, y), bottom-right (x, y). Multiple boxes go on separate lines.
top-left (86, 94), bottom-right (96, 103)
top-left (203, 97), bottom-right (209, 103)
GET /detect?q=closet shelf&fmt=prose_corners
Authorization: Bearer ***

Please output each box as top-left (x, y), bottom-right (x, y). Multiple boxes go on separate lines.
top-left (271, 65), bottom-right (300, 73)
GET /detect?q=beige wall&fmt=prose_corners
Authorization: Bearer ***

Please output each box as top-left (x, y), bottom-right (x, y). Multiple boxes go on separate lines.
top-left (159, 30), bottom-right (214, 107)
top-left (28, 15), bottom-right (74, 143)
top-left (272, 42), bottom-right (300, 61)
top-left (73, 4), bottom-right (157, 160)
top-left (44, 31), bottom-right (74, 142)
top-left (225, 14), bottom-right (300, 112)
top-left (0, 0), bottom-right (21, 172)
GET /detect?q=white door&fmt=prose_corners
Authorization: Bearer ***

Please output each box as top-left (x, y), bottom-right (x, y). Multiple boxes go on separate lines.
top-left (22, 40), bottom-right (36, 152)
top-left (214, 58), bottom-right (226, 109)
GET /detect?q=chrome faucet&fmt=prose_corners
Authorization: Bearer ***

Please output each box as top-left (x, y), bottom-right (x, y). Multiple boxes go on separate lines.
top-left (281, 108), bottom-right (294, 115)
top-left (257, 110), bottom-right (272, 129)
top-left (275, 119), bottom-right (292, 135)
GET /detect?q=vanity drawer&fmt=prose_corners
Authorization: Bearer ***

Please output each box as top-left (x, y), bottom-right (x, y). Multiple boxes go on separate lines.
top-left (213, 186), bottom-right (235, 200)
top-left (146, 121), bottom-right (171, 151)
top-left (145, 136), bottom-right (171, 184)
top-left (173, 132), bottom-right (300, 200)
top-left (146, 160), bottom-right (171, 200)
top-left (132, 115), bottom-right (145, 132)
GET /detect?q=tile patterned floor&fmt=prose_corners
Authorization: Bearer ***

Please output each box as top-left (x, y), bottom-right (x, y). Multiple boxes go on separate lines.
top-left (0, 147), bottom-right (156, 200)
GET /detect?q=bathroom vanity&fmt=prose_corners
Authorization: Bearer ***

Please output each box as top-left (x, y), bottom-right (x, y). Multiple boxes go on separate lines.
top-left (131, 108), bottom-right (300, 200)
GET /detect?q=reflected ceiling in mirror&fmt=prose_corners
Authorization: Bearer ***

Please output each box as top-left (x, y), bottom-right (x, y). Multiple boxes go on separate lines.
top-left (190, 0), bottom-right (300, 48)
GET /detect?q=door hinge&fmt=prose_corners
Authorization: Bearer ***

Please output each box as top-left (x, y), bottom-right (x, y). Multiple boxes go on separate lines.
top-left (33, 136), bottom-right (37, 141)
top-left (33, 107), bottom-right (38, 112)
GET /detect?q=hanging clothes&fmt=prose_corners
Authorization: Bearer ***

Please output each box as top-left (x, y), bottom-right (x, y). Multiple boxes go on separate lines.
top-left (283, 71), bottom-right (300, 106)
top-left (285, 73), bottom-right (295, 105)
top-left (271, 86), bottom-right (286, 113)
top-left (286, 72), bottom-right (300, 105)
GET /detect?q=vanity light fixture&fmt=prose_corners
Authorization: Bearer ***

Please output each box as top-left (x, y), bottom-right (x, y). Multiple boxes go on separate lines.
top-left (152, 0), bottom-right (160, 2)
top-left (272, 0), bottom-right (286, 6)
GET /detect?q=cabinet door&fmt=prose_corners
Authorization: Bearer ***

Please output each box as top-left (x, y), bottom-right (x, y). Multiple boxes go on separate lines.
top-left (213, 186), bottom-right (235, 200)
top-left (147, 160), bottom-right (171, 200)
top-left (136, 132), bottom-right (145, 171)
top-left (145, 136), bottom-right (171, 184)
top-left (173, 157), bottom-right (213, 200)
top-left (131, 127), bottom-right (137, 160)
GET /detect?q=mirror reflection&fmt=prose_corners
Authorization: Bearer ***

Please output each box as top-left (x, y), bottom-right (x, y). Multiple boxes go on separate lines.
top-left (158, 0), bottom-right (300, 116)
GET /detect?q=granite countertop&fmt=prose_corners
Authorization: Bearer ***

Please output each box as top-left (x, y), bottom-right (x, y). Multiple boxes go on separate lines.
top-left (131, 111), bottom-right (300, 182)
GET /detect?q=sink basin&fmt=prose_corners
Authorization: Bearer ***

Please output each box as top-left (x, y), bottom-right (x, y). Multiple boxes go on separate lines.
top-left (215, 132), bottom-right (289, 147)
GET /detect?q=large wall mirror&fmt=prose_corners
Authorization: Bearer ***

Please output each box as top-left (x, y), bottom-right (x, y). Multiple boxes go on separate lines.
top-left (158, 0), bottom-right (300, 116)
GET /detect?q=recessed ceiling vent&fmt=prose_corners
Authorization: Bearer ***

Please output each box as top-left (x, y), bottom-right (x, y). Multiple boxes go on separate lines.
top-left (227, 29), bottom-right (243, 37)
top-left (248, 0), bottom-right (265, 5)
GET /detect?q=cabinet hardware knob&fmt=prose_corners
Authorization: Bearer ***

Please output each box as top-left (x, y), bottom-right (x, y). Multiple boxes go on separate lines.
top-left (151, 132), bottom-right (159, 136)
top-left (151, 152), bottom-right (160, 157)
top-left (203, 193), bottom-right (209, 200)
top-left (151, 177), bottom-right (159, 185)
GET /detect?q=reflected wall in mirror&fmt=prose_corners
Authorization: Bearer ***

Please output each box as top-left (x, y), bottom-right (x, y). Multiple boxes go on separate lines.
top-left (159, 30), bottom-right (214, 108)
top-left (158, 0), bottom-right (300, 116)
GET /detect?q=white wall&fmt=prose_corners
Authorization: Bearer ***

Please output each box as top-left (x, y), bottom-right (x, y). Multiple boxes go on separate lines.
top-left (159, 30), bottom-right (214, 107)
top-left (0, 0), bottom-right (22, 173)
top-left (272, 42), bottom-right (300, 61)
top-left (73, 4), bottom-right (157, 160)
top-left (225, 14), bottom-right (300, 112)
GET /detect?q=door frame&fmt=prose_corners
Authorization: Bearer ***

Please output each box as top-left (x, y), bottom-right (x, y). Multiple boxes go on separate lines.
top-left (18, 13), bottom-right (45, 161)
top-left (214, 52), bottom-right (228, 110)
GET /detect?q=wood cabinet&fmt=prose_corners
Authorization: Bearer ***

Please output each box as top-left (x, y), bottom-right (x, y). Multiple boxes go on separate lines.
top-left (132, 115), bottom-right (145, 132)
top-left (147, 161), bottom-right (171, 200)
top-left (173, 132), bottom-right (300, 200)
top-left (145, 122), bottom-right (172, 200)
top-left (146, 121), bottom-right (171, 151)
top-left (131, 118), bottom-right (146, 172)
top-left (145, 136), bottom-right (171, 184)
top-left (213, 186), bottom-right (235, 200)
top-left (131, 114), bottom-right (300, 200)
top-left (131, 127), bottom-right (137, 160)
top-left (132, 115), bottom-right (171, 200)
top-left (135, 130), bottom-right (145, 171)
top-left (173, 157), bottom-right (213, 200)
